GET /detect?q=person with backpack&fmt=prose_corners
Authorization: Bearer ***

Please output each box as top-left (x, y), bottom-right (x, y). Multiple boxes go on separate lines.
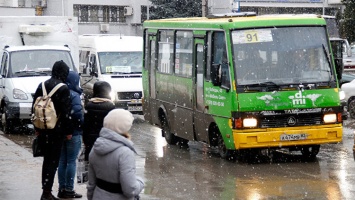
top-left (83, 81), bottom-right (115, 161)
top-left (32, 60), bottom-right (73, 200)
top-left (87, 109), bottom-right (144, 200)
top-left (57, 71), bottom-right (84, 199)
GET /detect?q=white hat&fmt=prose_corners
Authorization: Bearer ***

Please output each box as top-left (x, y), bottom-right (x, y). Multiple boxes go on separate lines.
top-left (103, 109), bottom-right (134, 134)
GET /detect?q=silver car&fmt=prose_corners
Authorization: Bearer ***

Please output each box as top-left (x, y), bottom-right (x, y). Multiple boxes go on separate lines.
top-left (344, 44), bottom-right (355, 72)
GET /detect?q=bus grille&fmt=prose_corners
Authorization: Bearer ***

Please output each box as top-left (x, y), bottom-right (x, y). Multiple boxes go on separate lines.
top-left (117, 91), bottom-right (142, 100)
top-left (259, 115), bottom-right (322, 128)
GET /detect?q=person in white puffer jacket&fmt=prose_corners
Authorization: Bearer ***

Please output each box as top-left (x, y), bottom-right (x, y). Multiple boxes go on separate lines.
top-left (87, 109), bottom-right (144, 200)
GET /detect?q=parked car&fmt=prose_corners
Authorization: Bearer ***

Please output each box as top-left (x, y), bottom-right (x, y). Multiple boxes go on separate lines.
top-left (343, 44), bottom-right (355, 72)
top-left (340, 73), bottom-right (355, 119)
top-left (340, 72), bottom-right (355, 86)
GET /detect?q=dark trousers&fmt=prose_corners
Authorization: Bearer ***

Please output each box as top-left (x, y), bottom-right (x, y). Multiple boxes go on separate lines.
top-left (84, 145), bottom-right (92, 161)
top-left (39, 132), bottom-right (64, 191)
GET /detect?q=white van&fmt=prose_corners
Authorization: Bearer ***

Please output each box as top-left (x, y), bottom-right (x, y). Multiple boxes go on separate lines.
top-left (0, 16), bottom-right (78, 134)
top-left (78, 34), bottom-right (143, 114)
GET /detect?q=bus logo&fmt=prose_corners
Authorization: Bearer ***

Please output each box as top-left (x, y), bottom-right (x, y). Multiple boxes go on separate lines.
top-left (287, 116), bottom-right (297, 126)
top-left (288, 91), bottom-right (322, 106)
top-left (289, 91), bottom-right (306, 105)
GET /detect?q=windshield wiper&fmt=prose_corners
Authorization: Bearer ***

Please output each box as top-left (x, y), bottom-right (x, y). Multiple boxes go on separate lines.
top-left (322, 44), bottom-right (332, 70)
top-left (14, 71), bottom-right (49, 77)
top-left (240, 81), bottom-right (280, 92)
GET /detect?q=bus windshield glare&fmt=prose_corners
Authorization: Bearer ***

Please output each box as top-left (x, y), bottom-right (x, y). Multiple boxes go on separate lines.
top-left (232, 27), bottom-right (333, 85)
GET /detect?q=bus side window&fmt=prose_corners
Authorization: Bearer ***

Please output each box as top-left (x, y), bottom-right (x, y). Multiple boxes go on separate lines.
top-left (175, 31), bottom-right (193, 77)
top-left (150, 40), bottom-right (156, 70)
top-left (211, 31), bottom-right (230, 89)
top-left (206, 32), bottom-right (212, 81)
top-left (158, 30), bottom-right (174, 74)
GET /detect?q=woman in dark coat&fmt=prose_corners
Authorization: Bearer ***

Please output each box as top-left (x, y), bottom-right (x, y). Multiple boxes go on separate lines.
top-left (83, 81), bottom-right (115, 161)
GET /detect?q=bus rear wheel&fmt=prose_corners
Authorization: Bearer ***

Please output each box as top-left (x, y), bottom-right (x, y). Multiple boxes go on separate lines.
top-left (161, 115), bottom-right (177, 145)
top-left (217, 133), bottom-right (236, 161)
top-left (301, 145), bottom-right (320, 159)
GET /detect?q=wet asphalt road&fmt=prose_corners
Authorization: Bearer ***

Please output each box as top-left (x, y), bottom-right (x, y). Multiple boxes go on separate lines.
top-left (4, 116), bottom-right (355, 200)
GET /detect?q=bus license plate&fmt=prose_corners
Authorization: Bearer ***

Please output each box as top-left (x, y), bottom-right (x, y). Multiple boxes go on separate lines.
top-left (128, 106), bottom-right (142, 111)
top-left (280, 133), bottom-right (307, 141)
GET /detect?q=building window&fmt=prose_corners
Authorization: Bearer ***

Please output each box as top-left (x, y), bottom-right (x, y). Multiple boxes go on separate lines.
top-left (73, 4), bottom-right (126, 23)
top-left (98, 6), bottom-right (109, 22)
top-left (88, 5), bottom-right (99, 22)
top-left (141, 6), bottom-right (147, 23)
top-left (111, 6), bottom-right (118, 22)
top-left (118, 7), bottom-right (125, 23)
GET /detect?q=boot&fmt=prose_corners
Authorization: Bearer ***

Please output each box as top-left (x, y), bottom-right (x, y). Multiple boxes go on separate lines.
top-left (64, 190), bottom-right (82, 198)
top-left (57, 189), bottom-right (82, 198)
top-left (40, 190), bottom-right (59, 200)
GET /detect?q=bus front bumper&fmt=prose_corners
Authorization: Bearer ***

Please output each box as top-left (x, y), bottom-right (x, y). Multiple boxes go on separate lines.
top-left (233, 124), bottom-right (342, 149)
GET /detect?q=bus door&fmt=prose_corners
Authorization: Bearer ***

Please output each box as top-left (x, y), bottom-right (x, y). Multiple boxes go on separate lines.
top-left (143, 33), bottom-right (159, 124)
top-left (193, 36), bottom-right (209, 143)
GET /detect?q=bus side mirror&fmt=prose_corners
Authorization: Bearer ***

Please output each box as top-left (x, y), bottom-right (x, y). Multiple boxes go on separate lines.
top-left (90, 70), bottom-right (98, 78)
top-left (211, 64), bottom-right (221, 86)
top-left (88, 61), bottom-right (98, 77)
top-left (335, 59), bottom-right (343, 81)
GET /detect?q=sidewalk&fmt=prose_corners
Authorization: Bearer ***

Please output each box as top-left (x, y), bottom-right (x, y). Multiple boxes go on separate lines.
top-left (0, 133), bottom-right (87, 200)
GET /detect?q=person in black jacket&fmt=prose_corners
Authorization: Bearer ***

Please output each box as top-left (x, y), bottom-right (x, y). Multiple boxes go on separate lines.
top-left (32, 60), bottom-right (73, 200)
top-left (57, 71), bottom-right (83, 199)
top-left (83, 81), bottom-right (115, 161)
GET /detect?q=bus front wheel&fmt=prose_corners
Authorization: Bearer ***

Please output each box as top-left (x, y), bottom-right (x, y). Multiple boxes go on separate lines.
top-left (217, 133), bottom-right (236, 161)
top-left (161, 115), bottom-right (177, 145)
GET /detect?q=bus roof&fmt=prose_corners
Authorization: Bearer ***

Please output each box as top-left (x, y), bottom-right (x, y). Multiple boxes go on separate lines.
top-left (143, 14), bottom-right (327, 30)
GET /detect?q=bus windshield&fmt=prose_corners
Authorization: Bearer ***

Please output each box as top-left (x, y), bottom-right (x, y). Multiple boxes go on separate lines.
top-left (232, 27), bottom-right (333, 86)
top-left (98, 52), bottom-right (142, 74)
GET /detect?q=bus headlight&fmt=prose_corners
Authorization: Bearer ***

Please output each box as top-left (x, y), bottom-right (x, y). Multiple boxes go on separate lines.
top-left (323, 113), bottom-right (337, 123)
top-left (243, 118), bottom-right (257, 128)
top-left (339, 90), bottom-right (345, 101)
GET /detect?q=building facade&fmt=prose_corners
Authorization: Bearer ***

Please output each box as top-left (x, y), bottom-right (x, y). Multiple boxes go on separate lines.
top-left (0, 0), bottom-right (151, 36)
top-left (0, 0), bottom-right (346, 35)
top-left (208, 0), bottom-right (344, 16)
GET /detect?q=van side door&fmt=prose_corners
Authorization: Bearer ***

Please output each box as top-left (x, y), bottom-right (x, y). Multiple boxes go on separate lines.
top-left (0, 52), bottom-right (9, 102)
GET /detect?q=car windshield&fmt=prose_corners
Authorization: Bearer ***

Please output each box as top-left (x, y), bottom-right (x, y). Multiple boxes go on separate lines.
top-left (232, 26), bottom-right (334, 86)
top-left (10, 50), bottom-right (75, 77)
top-left (98, 52), bottom-right (142, 74)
